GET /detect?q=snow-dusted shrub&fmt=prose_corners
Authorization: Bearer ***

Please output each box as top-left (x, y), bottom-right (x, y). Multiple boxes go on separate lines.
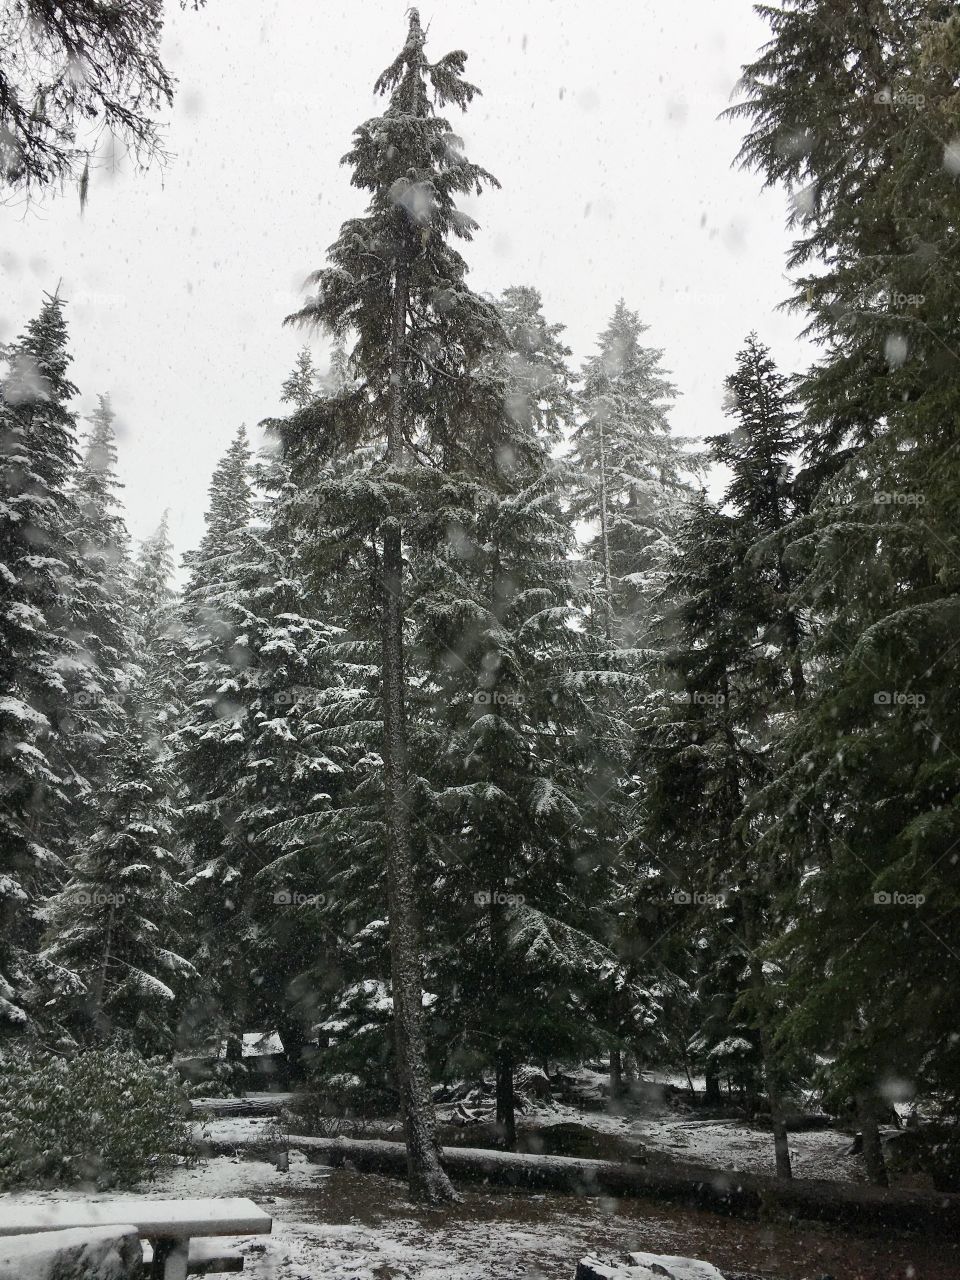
top-left (0, 1045), bottom-right (193, 1190)
top-left (296, 1070), bottom-right (398, 1125)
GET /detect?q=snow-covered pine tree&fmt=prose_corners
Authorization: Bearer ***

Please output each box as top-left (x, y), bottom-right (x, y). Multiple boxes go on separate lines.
top-left (62, 393), bottom-right (132, 811)
top-left (411, 287), bottom-right (647, 1145)
top-left (0, 294), bottom-right (82, 1036)
top-left (729, 0), bottom-right (960, 1183)
top-left (710, 334), bottom-right (805, 702)
top-left (176, 425), bottom-right (257, 886)
top-left (217, 360), bottom-right (346, 1074)
top-left (282, 8), bottom-right (514, 1201)
top-left (129, 512), bottom-right (182, 734)
top-left (175, 426), bottom-right (262, 1038)
top-left (41, 711), bottom-right (196, 1052)
top-left (566, 301), bottom-right (696, 1092)
top-left (496, 285), bottom-right (575, 448)
top-left (174, 396), bottom-right (345, 1074)
top-left (280, 347), bottom-right (320, 411)
top-left (571, 300), bottom-right (696, 648)
top-left (636, 475), bottom-right (801, 1177)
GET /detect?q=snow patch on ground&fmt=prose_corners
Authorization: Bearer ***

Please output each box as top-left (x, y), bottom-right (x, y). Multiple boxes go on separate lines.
top-left (0, 1158), bottom-right (688, 1280)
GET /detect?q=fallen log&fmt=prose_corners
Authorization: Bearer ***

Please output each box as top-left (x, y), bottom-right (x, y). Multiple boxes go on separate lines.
top-left (201, 1130), bottom-right (960, 1234)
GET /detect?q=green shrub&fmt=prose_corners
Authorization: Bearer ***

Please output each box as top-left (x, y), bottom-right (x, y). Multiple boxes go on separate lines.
top-left (0, 1045), bottom-right (193, 1190)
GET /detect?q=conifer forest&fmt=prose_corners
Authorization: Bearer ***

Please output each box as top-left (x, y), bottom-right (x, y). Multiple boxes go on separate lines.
top-left (1, 4), bottom-right (959, 1278)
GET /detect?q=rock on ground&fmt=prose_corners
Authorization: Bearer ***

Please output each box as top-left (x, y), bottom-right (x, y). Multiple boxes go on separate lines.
top-left (577, 1251), bottom-right (727, 1280)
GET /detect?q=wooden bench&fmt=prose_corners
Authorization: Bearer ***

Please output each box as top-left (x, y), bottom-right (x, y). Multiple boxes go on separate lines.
top-left (0, 1197), bottom-right (272, 1279)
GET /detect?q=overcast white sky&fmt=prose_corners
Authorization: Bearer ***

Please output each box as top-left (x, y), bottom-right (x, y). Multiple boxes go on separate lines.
top-left (1, 0), bottom-right (810, 565)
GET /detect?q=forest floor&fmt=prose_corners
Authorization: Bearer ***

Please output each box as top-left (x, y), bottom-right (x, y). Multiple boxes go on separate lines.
top-left (4, 1070), bottom-right (939, 1278)
top-left (4, 1151), bottom-right (954, 1280)
top-left (200, 1068), bottom-right (867, 1186)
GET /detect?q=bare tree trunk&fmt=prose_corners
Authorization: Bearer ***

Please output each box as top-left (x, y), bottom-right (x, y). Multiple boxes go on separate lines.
top-left (596, 404), bottom-right (614, 642)
top-left (92, 898), bottom-right (116, 1042)
top-left (381, 254), bottom-right (455, 1204)
top-left (704, 1061), bottom-right (721, 1105)
top-left (495, 1047), bottom-right (516, 1150)
top-left (609, 1047), bottom-right (623, 1101)
top-left (749, 954), bottom-right (792, 1179)
top-left (857, 1091), bottom-right (890, 1187)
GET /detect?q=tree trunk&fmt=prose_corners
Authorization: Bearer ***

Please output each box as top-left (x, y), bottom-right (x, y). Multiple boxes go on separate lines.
top-left (609, 1047), bottom-right (623, 1101)
top-left (495, 1048), bottom-right (516, 1150)
top-left (596, 403), bottom-right (614, 642)
top-left (91, 898), bottom-right (116, 1042)
top-left (857, 1092), bottom-right (890, 1187)
top-left (704, 1062), bottom-right (721, 1105)
top-left (748, 955), bottom-right (792, 1179)
top-left (381, 254), bottom-right (455, 1204)
top-left (276, 1016), bottom-right (306, 1087)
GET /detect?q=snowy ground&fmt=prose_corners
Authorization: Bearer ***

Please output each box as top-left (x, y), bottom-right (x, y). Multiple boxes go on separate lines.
top-left (3, 1152), bottom-right (953, 1280)
top-left (519, 1102), bottom-right (860, 1184)
top-left (197, 1104), bottom-right (860, 1186)
top-left (191, 1066), bottom-right (889, 1187)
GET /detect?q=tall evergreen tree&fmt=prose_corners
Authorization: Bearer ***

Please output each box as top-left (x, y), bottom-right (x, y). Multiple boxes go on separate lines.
top-left (636, 339), bottom-right (808, 1177)
top-left (729, 0), bottom-right (960, 1182)
top-left (571, 300), bottom-right (694, 647)
top-left (129, 512), bottom-right (181, 733)
top-left (0, 294), bottom-right (81, 1035)
top-left (64, 393), bottom-right (132, 804)
top-left (41, 712), bottom-right (195, 1051)
top-left (282, 8), bottom-right (514, 1200)
top-left (415, 289), bottom-right (639, 1145)
top-left (175, 427), bottom-right (260, 1033)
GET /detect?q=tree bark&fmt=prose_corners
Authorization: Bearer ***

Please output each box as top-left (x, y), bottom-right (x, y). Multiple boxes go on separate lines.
top-left (596, 402), bottom-right (614, 642)
top-left (748, 955), bottom-right (792, 1179)
top-left (91, 897), bottom-right (115, 1042)
top-left (495, 1047), bottom-right (516, 1150)
top-left (276, 1015), bottom-right (307, 1088)
top-left (857, 1091), bottom-right (890, 1187)
top-left (609, 1047), bottom-right (623, 1101)
top-left (380, 253), bottom-right (455, 1203)
top-left (704, 1061), bottom-right (721, 1105)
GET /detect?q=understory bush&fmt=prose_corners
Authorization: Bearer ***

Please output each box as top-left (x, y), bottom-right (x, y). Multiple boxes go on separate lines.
top-left (0, 1045), bottom-right (193, 1190)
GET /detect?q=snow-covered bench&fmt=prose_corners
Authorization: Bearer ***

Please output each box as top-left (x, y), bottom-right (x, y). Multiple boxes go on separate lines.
top-left (0, 1197), bottom-right (272, 1279)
